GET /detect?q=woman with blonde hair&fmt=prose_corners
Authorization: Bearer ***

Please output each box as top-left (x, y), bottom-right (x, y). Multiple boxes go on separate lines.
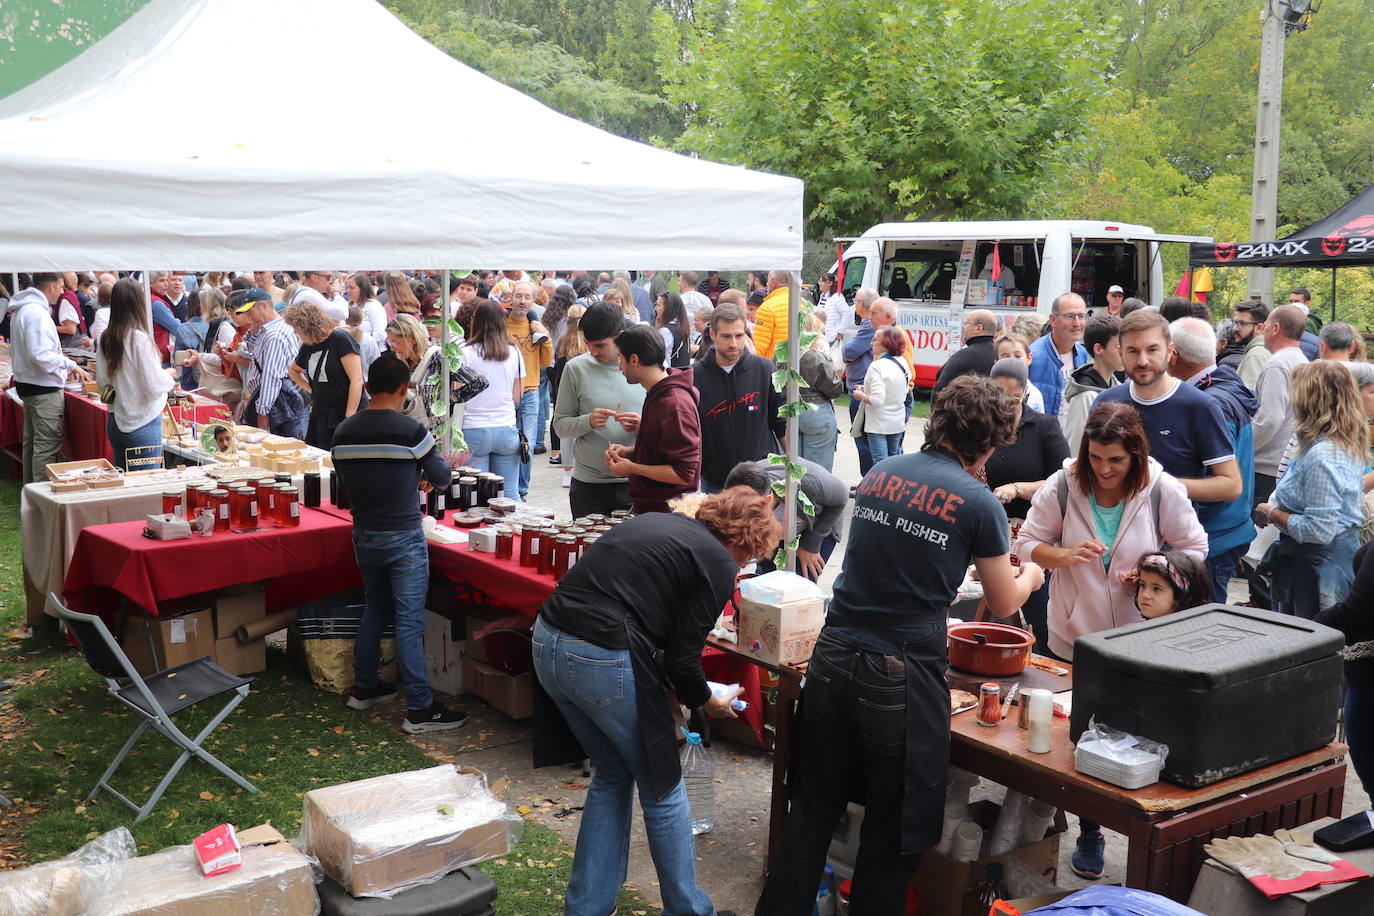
top-left (1256, 360), bottom-right (1369, 618)
top-left (607, 276), bottom-right (640, 323)
top-left (286, 300), bottom-right (366, 447)
top-left (797, 309), bottom-right (845, 470)
top-left (385, 312), bottom-right (443, 433)
top-left (383, 271), bottom-right (421, 318)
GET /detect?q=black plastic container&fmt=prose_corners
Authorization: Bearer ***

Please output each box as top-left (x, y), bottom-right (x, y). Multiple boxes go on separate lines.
top-left (331, 470), bottom-right (350, 510)
top-left (317, 865), bottom-right (497, 916)
top-left (1070, 604), bottom-right (1342, 788)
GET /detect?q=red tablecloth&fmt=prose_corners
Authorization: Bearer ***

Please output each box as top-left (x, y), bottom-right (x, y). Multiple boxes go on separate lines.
top-left (62, 507), bottom-right (360, 616)
top-left (63, 391), bottom-right (231, 463)
top-left (0, 391), bottom-right (23, 454)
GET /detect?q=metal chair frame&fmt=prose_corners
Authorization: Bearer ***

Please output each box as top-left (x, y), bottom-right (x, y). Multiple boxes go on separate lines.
top-left (51, 593), bottom-right (260, 822)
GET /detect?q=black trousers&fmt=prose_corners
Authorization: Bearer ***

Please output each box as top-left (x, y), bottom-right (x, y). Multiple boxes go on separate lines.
top-left (568, 477), bottom-right (630, 518)
top-left (755, 632), bottom-right (923, 916)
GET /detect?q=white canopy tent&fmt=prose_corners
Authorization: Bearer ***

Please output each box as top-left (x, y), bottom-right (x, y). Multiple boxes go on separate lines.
top-left (0, 0), bottom-right (802, 272)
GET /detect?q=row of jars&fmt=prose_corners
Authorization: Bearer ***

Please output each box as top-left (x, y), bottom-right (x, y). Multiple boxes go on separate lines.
top-left (163, 477), bottom-right (300, 531)
top-left (489, 510), bottom-right (634, 577)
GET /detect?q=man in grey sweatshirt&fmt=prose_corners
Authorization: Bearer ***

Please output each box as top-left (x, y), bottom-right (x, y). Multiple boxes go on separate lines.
top-left (552, 302), bottom-right (645, 517)
top-left (1252, 304), bottom-right (1309, 504)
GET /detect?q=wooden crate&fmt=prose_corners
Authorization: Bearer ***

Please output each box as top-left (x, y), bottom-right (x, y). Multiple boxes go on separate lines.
top-left (45, 458), bottom-right (122, 492)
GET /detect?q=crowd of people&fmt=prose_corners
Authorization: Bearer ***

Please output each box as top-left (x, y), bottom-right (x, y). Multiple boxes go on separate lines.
top-left (7, 266), bottom-right (1373, 915)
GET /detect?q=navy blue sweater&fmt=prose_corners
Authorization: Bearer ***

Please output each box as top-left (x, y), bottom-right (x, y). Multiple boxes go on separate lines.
top-left (331, 408), bottom-right (452, 530)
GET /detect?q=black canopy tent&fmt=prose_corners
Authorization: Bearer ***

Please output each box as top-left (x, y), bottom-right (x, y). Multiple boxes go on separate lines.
top-left (1189, 183), bottom-right (1374, 319)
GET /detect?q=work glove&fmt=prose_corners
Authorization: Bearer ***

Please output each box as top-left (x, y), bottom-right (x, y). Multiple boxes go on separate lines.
top-left (1272, 828), bottom-right (1370, 887)
top-left (1204, 835), bottom-right (1319, 897)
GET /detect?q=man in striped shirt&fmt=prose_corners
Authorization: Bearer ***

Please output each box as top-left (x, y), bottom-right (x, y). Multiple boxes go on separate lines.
top-left (332, 353), bottom-right (465, 733)
top-left (238, 289), bottom-right (307, 436)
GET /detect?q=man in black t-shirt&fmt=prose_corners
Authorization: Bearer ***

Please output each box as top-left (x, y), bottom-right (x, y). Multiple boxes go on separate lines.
top-left (757, 376), bottom-right (1045, 916)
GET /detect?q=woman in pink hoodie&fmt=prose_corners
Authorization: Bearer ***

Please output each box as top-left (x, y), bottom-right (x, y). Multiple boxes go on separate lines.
top-left (1016, 400), bottom-right (1208, 662)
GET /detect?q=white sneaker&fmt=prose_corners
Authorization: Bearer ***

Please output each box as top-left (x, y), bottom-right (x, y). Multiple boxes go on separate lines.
top-left (562, 468), bottom-right (572, 488)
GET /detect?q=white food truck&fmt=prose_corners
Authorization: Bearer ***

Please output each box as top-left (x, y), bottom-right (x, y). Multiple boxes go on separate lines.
top-left (831, 220), bottom-right (1212, 387)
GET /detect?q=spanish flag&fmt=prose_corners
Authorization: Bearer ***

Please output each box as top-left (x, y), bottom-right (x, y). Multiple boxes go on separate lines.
top-left (1174, 267), bottom-right (1213, 304)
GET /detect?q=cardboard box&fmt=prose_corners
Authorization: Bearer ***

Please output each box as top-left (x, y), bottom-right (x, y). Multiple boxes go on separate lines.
top-left (87, 841), bottom-right (316, 915)
top-left (462, 609), bottom-right (506, 666)
top-left (736, 595), bottom-right (825, 667)
top-left (211, 590), bottom-right (265, 639)
top-left (301, 765), bottom-right (516, 898)
top-left (0, 862), bottom-right (87, 916)
top-left (214, 636), bottom-right (266, 676)
top-left (424, 611), bottom-right (464, 696)
top-left (910, 800), bottom-right (1063, 916)
top-left (462, 657), bottom-right (533, 719)
top-left (121, 610), bottom-right (214, 676)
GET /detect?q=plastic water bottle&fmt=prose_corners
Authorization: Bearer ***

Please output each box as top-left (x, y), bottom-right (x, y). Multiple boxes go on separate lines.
top-left (680, 728), bottom-right (715, 835)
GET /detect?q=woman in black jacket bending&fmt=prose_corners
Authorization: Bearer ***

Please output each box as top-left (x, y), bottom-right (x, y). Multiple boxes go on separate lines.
top-left (532, 487), bottom-right (779, 916)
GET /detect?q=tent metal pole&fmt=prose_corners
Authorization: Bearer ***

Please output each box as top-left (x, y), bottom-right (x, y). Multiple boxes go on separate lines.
top-left (784, 272), bottom-right (800, 571)
top-left (141, 271), bottom-right (153, 337)
top-left (1331, 268), bottom-right (1337, 322)
top-left (442, 268), bottom-right (452, 452)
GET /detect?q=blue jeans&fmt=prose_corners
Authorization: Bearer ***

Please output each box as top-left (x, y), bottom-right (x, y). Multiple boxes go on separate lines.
top-left (463, 425), bottom-right (520, 499)
top-left (352, 527), bottom-right (432, 710)
top-left (1346, 684), bottom-right (1374, 796)
top-left (532, 618), bottom-right (715, 916)
top-left (106, 414), bottom-right (164, 471)
top-left (1271, 528), bottom-right (1359, 619)
top-left (536, 372), bottom-right (551, 450)
top-left (866, 430), bottom-right (904, 463)
top-left (517, 388), bottom-right (539, 497)
top-left (848, 397), bottom-right (873, 475)
top-left (797, 401), bottom-right (838, 471)
top-left (1206, 544), bottom-right (1245, 605)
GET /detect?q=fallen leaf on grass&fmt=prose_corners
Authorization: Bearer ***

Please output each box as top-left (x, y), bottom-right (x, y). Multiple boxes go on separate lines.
top-left (199, 791), bottom-right (214, 800)
top-left (306, 748), bottom-right (320, 757)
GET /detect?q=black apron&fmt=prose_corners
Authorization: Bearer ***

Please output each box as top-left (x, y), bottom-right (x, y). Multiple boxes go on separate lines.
top-left (531, 618), bottom-right (686, 801)
top-left (899, 627), bottom-right (953, 854)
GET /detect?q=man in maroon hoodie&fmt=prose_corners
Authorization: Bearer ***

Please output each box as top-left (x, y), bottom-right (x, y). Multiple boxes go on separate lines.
top-left (604, 325), bottom-right (701, 514)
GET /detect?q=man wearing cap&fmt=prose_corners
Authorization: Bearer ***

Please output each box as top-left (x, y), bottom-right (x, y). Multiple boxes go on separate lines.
top-left (1103, 285), bottom-right (1125, 316)
top-left (238, 289), bottom-right (308, 436)
top-left (288, 270), bottom-right (348, 322)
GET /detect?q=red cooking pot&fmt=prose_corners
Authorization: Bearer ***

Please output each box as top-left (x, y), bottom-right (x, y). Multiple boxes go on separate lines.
top-left (947, 622), bottom-right (1035, 676)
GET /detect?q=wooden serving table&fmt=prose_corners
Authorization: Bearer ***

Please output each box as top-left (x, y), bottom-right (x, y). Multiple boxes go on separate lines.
top-left (950, 704), bottom-right (1346, 901)
top-left (719, 644), bottom-right (1347, 903)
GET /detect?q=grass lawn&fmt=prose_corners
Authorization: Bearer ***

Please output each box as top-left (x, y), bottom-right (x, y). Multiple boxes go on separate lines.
top-left (0, 477), bottom-right (656, 914)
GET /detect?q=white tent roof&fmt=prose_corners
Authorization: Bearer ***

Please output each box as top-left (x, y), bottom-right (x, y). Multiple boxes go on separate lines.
top-left (0, 0), bottom-right (803, 272)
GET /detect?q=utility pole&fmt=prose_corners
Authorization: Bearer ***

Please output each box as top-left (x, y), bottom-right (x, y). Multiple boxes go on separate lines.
top-left (1247, 1), bottom-right (1286, 307)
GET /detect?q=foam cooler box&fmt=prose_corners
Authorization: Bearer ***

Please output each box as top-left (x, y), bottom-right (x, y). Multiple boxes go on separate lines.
top-left (1070, 605), bottom-right (1342, 788)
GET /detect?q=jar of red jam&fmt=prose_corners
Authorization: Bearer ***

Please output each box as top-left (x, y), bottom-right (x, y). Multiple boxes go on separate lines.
top-left (210, 489), bottom-right (231, 531)
top-left (537, 527), bottom-right (559, 576)
top-left (552, 535), bottom-right (578, 578)
top-left (254, 478), bottom-right (276, 521)
top-left (278, 486), bottom-right (300, 527)
top-left (242, 486), bottom-right (259, 527)
top-left (162, 488), bottom-right (185, 518)
top-left (493, 525), bottom-right (515, 560)
top-left (519, 525), bottom-right (543, 568)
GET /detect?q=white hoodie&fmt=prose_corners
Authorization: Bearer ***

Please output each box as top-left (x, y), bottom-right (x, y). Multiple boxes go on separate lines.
top-left (9, 288), bottom-right (76, 389)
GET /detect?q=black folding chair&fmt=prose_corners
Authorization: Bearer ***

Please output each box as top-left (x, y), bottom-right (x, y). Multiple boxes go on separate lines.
top-left (51, 593), bottom-right (261, 822)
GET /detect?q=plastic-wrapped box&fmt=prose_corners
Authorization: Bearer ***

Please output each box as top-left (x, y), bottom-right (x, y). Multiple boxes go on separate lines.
top-left (301, 765), bottom-right (522, 898)
top-left (1074, 717), bottom-right (1169, 790)
top-left (0, 827), bottom-right (136, 916)
top-left (85, 837), bottom-right (317, 916)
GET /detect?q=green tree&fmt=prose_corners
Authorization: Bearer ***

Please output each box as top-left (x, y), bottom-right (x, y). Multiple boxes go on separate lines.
top-left (0, 0), bottom-right (149, 99)
top-left (665, 0), bottom-right (1114, 237)
top-left (384, 0), bottom-right (673, 140)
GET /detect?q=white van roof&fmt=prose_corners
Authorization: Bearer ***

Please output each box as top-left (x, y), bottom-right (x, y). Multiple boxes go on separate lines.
top-left (837, 219), bottom-right (1210, 245)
